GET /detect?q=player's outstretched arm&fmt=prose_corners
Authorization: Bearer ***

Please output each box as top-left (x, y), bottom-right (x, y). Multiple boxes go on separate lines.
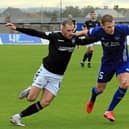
top-left (77, 36), bottom-right (99, 45)
top-left (5, 23), bottom-right (16, 30)
top-left (5, 23), bottom-right (50, 39)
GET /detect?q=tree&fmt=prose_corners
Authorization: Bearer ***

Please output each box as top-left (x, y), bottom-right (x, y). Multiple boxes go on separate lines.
top-left (63, 6), bottom-right (82, 17)
top-left (81, 5), bottom-right (95, 16)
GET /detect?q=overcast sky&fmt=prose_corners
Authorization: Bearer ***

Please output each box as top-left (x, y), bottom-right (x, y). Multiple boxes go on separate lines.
top-left (1, 0), bottom-right (129, 8)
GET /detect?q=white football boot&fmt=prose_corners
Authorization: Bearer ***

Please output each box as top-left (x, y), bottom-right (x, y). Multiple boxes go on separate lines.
top-left (10, 114), bottom-right (25, 127)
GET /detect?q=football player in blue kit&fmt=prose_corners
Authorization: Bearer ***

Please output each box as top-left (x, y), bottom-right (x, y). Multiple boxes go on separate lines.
top-left (85, 14), bottom-right (129, 122)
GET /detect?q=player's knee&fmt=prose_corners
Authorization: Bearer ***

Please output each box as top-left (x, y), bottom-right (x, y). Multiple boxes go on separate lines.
top-left (120, 78), bottom-right (129, 88)
top-left (90, 50), bottom-right (93, 53)
top-left (27, 95), bottom-right (37, 102)
top-left (88, 50), bottom-right (93, 54)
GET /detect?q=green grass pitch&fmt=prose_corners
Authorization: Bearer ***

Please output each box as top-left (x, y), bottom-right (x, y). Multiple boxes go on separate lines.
top-left (0, 45), bottom-right (129, 129)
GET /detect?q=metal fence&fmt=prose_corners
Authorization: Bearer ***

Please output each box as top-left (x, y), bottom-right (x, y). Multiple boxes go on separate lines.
top-left (0, 22), bottom-right (61, 33)
top-left (1, 18), bottom-right (129, 33)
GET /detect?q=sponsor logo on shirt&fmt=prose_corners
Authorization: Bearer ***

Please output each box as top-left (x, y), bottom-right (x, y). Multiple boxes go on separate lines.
top-left (58, 46), bottom-right (74, 52)
top-left (58, 39), bottom-right (65, 42)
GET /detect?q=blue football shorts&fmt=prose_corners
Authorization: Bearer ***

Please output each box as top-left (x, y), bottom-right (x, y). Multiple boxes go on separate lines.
top-left (97, 61), bottom-right (129, 83)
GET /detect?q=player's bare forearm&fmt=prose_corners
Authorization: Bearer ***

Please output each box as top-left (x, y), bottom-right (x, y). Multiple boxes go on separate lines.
top-left (74, 29), bottom-right (88, 36)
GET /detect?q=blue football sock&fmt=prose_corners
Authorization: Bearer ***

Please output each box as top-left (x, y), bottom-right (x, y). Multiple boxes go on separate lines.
top-left (108, 87), bottom-right (127, 111)
top-left (90, 87), bottom-right (102, 102)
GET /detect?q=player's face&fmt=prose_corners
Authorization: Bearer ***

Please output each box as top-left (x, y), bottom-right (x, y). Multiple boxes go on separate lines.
top-left (90, 13), bottom-right (97, 20)
top-left (102, 21), bottom-right (115, 35)
top-left (62, 24), bottom-right (74, 39)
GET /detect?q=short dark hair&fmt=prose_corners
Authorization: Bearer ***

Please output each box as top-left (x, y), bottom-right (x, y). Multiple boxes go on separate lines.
top-left (90, 10), bottom-right (96, 14)
top-left (62, 19), bottom-right (73, 26)
top-left (101, 14), bottom-right (114, 24)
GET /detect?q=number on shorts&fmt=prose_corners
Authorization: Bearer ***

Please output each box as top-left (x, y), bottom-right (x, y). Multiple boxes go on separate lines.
top-left (98, 72), bottom-right (104, 80)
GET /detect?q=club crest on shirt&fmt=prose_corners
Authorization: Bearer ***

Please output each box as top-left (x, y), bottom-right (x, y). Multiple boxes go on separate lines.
top-left (114, 36), bottom-right (120, 40)
top-left (71, 37), bottom-right (76, 44)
